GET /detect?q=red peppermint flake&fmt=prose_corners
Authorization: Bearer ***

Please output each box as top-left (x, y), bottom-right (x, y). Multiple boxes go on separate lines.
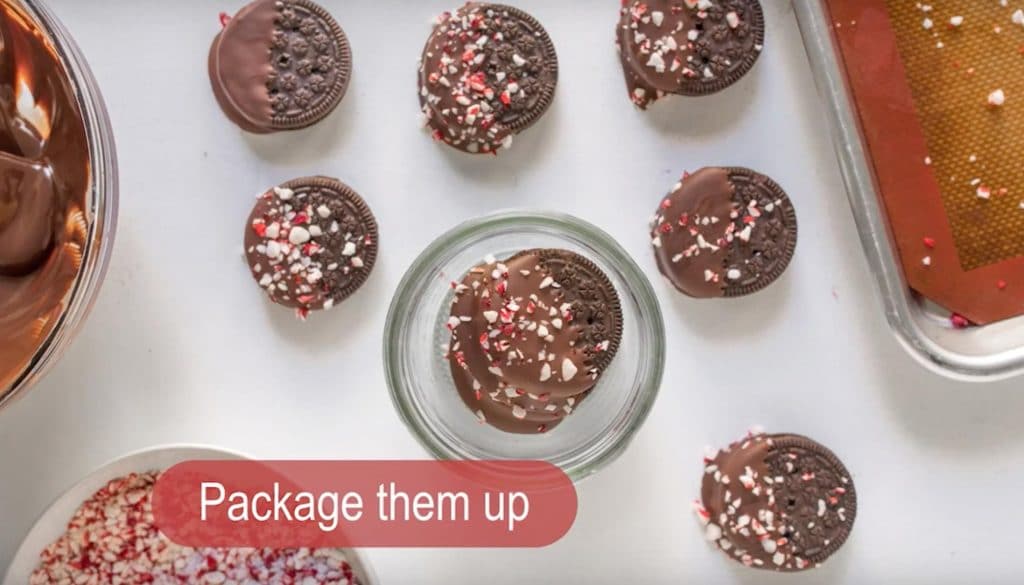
top-left (661, 198), bottom-right (672, 210)
top-left (475, 389), bottom-right (482, 401)
top-left (499, 91), bottom-right (512, 106)
top-left (678, 212), bottom-right (689, 226)
top-left (515, 388), bottom-right (526, 396)
top-left (501, 323), bottom-right (516, 336)
top-left (293, 212), bottom-right (309, 225)
top-left (251, 219), bottom-right (267, 237)
top-left (923, 237), bottom-right (936, 248)
top-left (495, 280), bottom-right (508, 297)
top-left (219, 12), bottom-right (232, 28)
top-left (302, 242), bottom-right (319, 256)
top-left (537, 424), bottom-right (548, 433)
top-left (468, 72), bottom-right (488, 93)
top-left (660, 223), bottom-right (673, 233)
top-left (950, 313), bottom-right (971, 329)
top-left (997, 279), bottom-right (1008, 290)
top-left (682, 170), bottom-right (691, 179)
top-left (462, 49), bottom-right (475, 62)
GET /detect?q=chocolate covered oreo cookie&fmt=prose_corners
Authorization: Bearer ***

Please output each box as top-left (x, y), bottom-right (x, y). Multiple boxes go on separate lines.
top-left (650, 167), bottom-right (796, 298)
top-left (418, 3), bottom-right (558, 155)
top-left (617, 0), bottom-right (764, 109)
top-left (695, 431), bottom-right (857, 571)
top-left (209, 0), bottom-right (352, 133)
top-left (445, 249), bottom-right (622, 434)
top-left (244, 176), bottom-right (378, 320)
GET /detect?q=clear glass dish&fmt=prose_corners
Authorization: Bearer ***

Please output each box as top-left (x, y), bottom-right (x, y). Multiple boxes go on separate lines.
top-left (0, 0), bottom-right (118, 410)
top-left (384, 210), bottom-right (665, 482)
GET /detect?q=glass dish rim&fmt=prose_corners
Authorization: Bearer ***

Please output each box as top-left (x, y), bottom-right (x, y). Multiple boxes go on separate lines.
top-left (383, 209), bottom-right (666, 482)
top-left (0, 0), bottom-right (120, 410)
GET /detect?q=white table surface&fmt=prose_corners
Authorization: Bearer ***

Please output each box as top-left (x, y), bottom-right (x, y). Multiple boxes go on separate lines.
top-left (2, 1), bottom-right (1023, 583)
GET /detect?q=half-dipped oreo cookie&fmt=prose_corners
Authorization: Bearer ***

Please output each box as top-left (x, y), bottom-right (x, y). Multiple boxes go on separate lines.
top-left (244, 176), bottom-right (378, 320)
top-left (650, 167), bottom-right (796, 298)
top-left (617, 0), bottom-right (764, 108)
top-left (209, 0), bottom-right (352, 133)
top-left (418, 3), bottom-right (559, 154)
top-left (445, 249), bottom-right (622, 434)
top-left (695, 431), bottom-right (857, 571)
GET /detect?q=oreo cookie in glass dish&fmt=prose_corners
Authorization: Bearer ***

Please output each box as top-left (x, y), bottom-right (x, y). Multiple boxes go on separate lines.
top-left (418, 3), bottom-right (559, 155)
top-left (384, 211), bottom-right (664, 480)
top-left (617, 0), bottom-right (764, 109)
top-left (244, 176), bottom-right (378, 320)
top-left (445, 249), bottom-right (622, 434)
top-left (209, 0), bottom-right (352, 133)
top-left (694, 430), bottom-right (857, 572)
top-left (650, 167), bottom-right (797, 298)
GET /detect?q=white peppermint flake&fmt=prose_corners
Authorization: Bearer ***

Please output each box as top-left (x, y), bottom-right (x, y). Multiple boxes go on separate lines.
top-left (562, 358), bottom-right (578, 381)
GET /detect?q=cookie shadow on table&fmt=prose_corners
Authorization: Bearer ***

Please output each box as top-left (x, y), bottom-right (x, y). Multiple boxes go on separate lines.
top-left (262, 256), bottom-right (386, 353)
top-left (241, 86), bottom-right (359, 165)
top-left (665, 269), bottom-right (793, 340)
top-left (433, 96), bottom-right (561, 185)
top-left (639, 67), bottom-right (760, 139)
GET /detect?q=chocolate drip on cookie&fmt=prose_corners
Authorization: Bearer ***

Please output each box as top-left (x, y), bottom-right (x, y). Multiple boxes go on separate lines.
top-left (617, 0), bottom-right (764, 108)
top-left (444, 249), bottom-right (622, 433)
top-left (650, 167), bottom-right (797, 298)
top-left (209, 0), bottom-right (352, 133)
top-left (695, 432), bottom-right (857, 571)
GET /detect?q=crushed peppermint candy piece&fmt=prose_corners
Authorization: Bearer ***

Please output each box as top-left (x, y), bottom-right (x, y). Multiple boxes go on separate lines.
top-left (987, 88), bottom-right (1006, 107)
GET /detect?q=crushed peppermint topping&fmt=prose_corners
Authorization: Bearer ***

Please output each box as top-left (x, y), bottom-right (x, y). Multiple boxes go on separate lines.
top-left (30, 472), bottom-right (359, 584)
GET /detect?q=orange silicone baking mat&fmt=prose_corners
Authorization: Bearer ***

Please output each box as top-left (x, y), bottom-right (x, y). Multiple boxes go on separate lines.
top-left (827, 0), bottom-right (1024, 324)
top-left (889, 1), bottom-right (1024, 270)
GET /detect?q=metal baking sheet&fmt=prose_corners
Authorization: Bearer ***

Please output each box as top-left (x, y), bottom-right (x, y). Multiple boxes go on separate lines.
top-left (795, 0), bottom-right (1024, 381)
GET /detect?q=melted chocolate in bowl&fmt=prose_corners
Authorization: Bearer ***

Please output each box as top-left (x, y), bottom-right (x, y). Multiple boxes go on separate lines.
top-left (0, 1), bottom-right (93, 396)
